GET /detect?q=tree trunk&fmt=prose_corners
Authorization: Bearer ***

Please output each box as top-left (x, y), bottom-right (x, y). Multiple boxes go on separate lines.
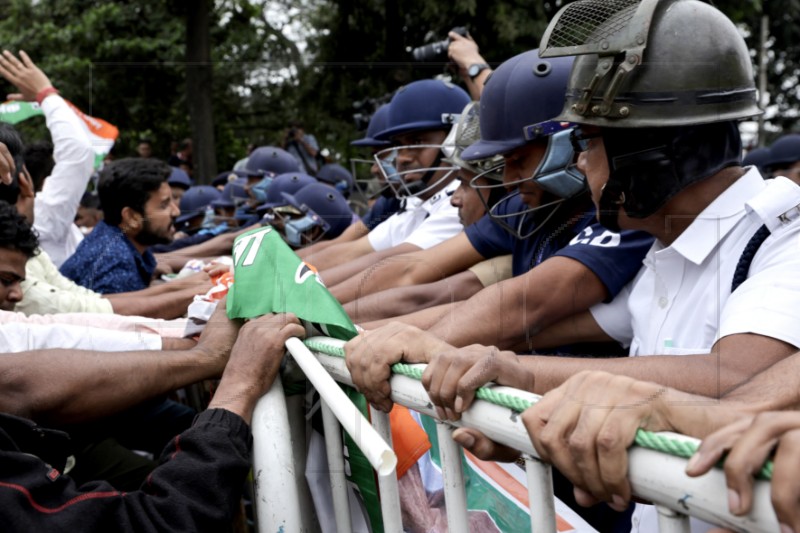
top-left (185, 0), bottom-right (216, 184)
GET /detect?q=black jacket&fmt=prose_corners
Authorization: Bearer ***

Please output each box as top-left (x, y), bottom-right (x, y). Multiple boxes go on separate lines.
top-left (0, 409), bottom-right (251, 532)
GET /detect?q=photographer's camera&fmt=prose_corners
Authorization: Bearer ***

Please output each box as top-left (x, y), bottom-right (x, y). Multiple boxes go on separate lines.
top-left (411, 26), bottom-right (468, 62)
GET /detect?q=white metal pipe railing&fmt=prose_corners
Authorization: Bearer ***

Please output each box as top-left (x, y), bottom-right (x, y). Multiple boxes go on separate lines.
top-left (285, 338), bottom-right (397, 476)
top-left (320, 401), bottom-right (353, 533)
top-left (435, 421), bottom-right (470, 532)
top-left (368, 407), bottom-right (403, 533)
top-left (523, 454), bottom-right (556, 533)
top-left (309, 345), bottom-right (780, 533)
top-left (251, 377), bottom-right (307, 532)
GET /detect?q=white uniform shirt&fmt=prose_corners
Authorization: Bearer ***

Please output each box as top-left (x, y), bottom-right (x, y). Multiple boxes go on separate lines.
top-left (367, 180), bottom-right (461, 251)
top-left (32, 95), bottom-right (95, 268)
top-left (589, 169), bottom-right (800, 532)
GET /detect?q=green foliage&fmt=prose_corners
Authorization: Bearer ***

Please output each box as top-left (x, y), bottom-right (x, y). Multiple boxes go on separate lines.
top-left (1, 0), bottom-right (798, 172)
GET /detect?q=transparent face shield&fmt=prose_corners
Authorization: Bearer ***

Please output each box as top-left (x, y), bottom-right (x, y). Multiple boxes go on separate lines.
top-left (469, 128), bottom-right (587, 240)
top-left (284, 209), bottom-right (329, 248)
top-left (349, 154), bottom-right (394, 200)
top-left (261, 204), bottom-right (303, 230)
top-left (373, 143), bottom-right (457, 199)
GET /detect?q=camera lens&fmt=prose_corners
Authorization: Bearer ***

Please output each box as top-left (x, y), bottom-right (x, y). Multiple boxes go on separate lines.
top-left (412, 39), bottom-right (450, 62)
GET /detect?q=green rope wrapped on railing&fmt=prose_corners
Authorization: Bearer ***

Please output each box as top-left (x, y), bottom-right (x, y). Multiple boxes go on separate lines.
top-left (303, 337), bottom-right (774, 480)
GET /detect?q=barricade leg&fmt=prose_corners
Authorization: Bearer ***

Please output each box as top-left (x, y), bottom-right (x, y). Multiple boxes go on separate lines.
top-left (524, 454), bottom-right (556, 533)
top-left (251, 376), bottom-right (306, 532)
top-left (436, 421), bottom-right (469, 532)
top-left (321, 401), bottom-right (353, 533)
top-left (369, 407), bottom-right (403, 533)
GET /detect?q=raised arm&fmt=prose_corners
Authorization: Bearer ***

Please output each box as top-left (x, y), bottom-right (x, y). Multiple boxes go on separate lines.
top-left (0, 51), bottom-right (94, 256)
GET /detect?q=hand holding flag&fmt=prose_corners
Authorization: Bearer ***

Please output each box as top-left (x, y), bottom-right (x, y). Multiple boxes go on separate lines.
top-left (227, 225), bottom-right (358, 340)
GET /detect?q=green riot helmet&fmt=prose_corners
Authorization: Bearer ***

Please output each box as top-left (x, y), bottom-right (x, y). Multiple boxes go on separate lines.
top-left (540, 0), bottom-right (762, 127)
top-left (538, 0), bottom-right (758, 231)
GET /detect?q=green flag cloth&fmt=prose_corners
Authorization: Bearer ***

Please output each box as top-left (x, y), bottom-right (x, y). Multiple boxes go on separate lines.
top-left (227, 225), bottom-right (358, 340)
top-left (0, 101), bottom-right (44, 124)
top-left (226, 226), bottom-right (381, 531)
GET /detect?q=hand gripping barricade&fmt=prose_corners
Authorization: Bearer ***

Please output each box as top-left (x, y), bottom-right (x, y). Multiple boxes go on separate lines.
top-left (221, 224), bottom-right (782, 533)
top-left (245, 332), bottom-right (781, 533)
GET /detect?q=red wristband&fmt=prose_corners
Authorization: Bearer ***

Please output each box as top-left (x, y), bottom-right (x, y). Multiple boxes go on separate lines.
top-left (35, 86), bottom-right (59, 105)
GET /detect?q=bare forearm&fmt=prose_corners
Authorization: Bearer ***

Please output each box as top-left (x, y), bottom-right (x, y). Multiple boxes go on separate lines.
top-left (361, 302), bottom-right (459, 330)
top-left (107, 286), bottom-right (199, 319)
top-left (346, 273), bottom-right (481, 324)
top-left (429, 280), bottom-right (534, 348)
top-left (511, 311), bottom-right (612, 352)
top-left (330, 256), bottom-right (419, 303)
top-left (722, 352), bottom-right (800, 411)
top-left (305, 237), bottom-right (374, 271)
top-left (175, 229), bottom-right (241, 258)
top-left (325, 243), bottom-right (419, 294)
top-left (152, 231), bottom-right (241, 272)
top-left (430, 258), bottom-right (608, 349)
top-left (524, 351), bottom-right (787, 398)
top-left (0, 348), bottom-right (220, 425)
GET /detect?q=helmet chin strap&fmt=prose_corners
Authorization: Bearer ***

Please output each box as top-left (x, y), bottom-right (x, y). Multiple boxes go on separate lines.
top-left (597, 178), bottom-right (625, 232)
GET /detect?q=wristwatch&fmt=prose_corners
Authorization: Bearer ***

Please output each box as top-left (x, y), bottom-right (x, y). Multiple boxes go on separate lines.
top-left (467, 63), bottom-right (490, 80)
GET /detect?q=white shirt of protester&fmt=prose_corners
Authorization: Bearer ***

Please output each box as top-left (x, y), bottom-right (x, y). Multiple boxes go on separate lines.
top-left (0, 322), bottom-right (162, 353)
top-left (589, 169), bottom-right (800, 533)
top-left (33, 94), bottom-right (95, 268)
top-left (367, 179), bottom-right (461, 251)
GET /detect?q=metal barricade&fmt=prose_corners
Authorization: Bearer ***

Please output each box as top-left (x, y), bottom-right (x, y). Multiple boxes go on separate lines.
top-left (248, 337), bottom-right (780, 533)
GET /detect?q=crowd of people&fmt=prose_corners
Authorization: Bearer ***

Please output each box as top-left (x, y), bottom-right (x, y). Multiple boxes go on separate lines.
top-left (1, 0), bottom-right (799, 531)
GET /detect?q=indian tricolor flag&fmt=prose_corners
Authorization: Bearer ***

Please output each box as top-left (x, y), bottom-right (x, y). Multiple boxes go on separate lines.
top-left (0, 99), bottom-right (118, 168)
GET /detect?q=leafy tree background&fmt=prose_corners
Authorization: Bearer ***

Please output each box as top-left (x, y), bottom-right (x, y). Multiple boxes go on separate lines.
top-left (0, 0), bottom-right (797, 183)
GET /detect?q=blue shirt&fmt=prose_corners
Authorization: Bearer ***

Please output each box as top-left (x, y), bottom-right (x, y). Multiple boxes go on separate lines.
top-left (60, 220), bottom-right (157, 294)
top-left (361, 196), bottom-right (402, 231)
top-left (465, 195), bottom-right (653, 300)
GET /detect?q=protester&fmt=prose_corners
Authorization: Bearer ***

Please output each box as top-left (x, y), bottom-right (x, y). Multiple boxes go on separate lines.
top-left (136, 138), bottom-right (153, 158)
top-left (0, 137), bottom-right (211, 319)
top-left (0, 300), bottom-right (305, 532)
top-left (75, 191), bottom-right (102, 234)
top-left (168, 137), bottom-right (192, 175)
top-left (60, 158), bottom-right (180, 294)
top-left (0, 50), bottom-right (95, 268)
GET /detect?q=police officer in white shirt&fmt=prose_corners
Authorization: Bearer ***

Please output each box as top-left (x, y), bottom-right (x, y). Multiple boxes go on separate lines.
top-left (304, 79), bottom-right (469, 285)
top-left (341, 1), bottom-right (800, 531)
